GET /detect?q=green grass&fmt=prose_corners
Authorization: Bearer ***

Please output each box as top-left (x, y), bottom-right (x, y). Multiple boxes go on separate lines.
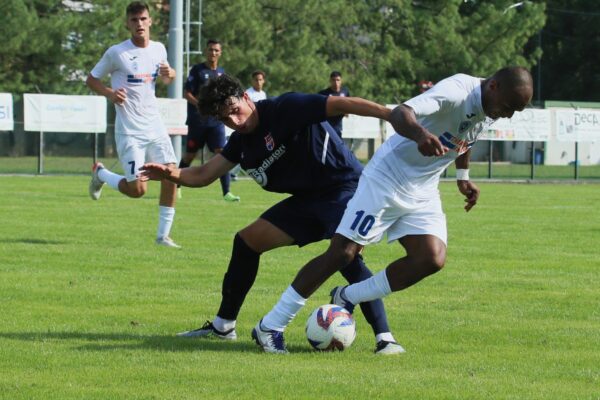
top-left (1, 156), bottom-right (599, 180)
top-left (0, 177), bottom-right (598, 399)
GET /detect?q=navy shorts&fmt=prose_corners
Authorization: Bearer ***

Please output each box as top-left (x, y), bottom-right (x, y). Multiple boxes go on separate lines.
top-left (185, 122), bottom-right (226, 153)
top-left (260, 184), bottom-right (357, 247)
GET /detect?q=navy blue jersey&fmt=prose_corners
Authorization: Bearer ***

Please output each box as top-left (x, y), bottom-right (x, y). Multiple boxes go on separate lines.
top-left (318, 87), bottom-right (350, 134)
top-left (221, 93), bottom-right (362, 196)
top-left (184, 62), bottom-right (225, 126)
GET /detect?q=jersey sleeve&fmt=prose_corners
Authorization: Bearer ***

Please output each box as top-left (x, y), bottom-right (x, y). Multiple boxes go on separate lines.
top-left (404, 76), bottom-right (466, 118)
top-left (221, 131), bottom-right (242, 164)
top-left (275, 93), bottom-right (327, 128)
top-left (90, 47), bottom-right (115, 79)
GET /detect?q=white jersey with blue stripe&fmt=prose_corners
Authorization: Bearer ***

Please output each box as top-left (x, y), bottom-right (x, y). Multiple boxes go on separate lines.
top-left (364, 74), bottom-right (496, 200)
top-left (91, 39), bottom-right (167, 137)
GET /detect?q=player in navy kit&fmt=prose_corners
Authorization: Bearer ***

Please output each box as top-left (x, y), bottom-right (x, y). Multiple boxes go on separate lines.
top-left (140, 74), bottom-right (404, 354)
top-left (180, 39), bottom-right (239, 201)
top-left (318, 71), bottom-right (350, 136)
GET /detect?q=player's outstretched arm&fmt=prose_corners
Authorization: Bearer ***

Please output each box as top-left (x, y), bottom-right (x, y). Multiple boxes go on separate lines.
top-left (140, 154), bottom-right (235, 188)
top-left (325, 95), bottom-right (390, 121)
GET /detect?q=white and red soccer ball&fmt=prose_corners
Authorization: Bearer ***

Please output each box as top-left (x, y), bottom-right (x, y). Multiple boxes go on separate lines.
top-left (305, 304), bottom-right (356, 351)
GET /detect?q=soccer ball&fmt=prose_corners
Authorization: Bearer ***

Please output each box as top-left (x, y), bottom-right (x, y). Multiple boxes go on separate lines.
top-left (305, 304), bottom-right (356, 351)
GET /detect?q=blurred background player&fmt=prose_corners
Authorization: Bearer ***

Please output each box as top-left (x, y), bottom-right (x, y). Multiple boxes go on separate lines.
top-left (245, 70), bottom-right (267, 102)
top-left (179, 39), bottom-right (239, 201)
top-left (140, 74), bottom-right (404, 355)
top-left (318, 71), bottom-right (350, 137)
top-left (86, 1), bottom-right (180, 248)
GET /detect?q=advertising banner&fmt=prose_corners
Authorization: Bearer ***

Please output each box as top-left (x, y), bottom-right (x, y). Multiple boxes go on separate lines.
top-left (0, 93), bottom-right (14, 131)
top-left (24, 94), bottom-right (106, 133)
top-left (156, 98), bottom-right (188, 135)
top-left (555, 109), bottom-right (600, 142)
top-left (481, 109), bottom-right (551, 141)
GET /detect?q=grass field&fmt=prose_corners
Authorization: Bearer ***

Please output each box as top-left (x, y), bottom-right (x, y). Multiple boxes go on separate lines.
top-left (1, 156), bottom-right (600, 180)
top-left (0, 176), bottom-right (598, 399)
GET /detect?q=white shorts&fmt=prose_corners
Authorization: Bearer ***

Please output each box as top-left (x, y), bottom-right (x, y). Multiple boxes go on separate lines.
top-left (115, 132), bottom-right (177, 182)
top-left (336, 173), bottom-right (447, 245)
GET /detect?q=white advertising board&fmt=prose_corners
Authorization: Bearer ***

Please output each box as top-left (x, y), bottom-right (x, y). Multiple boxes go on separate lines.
top-left (156, 98), bottom-right (188, 135)
top-left (343, 114), bottom-right (381, 139)
top-left (481, 109), bottom-right (551, 141)
top-left (24, 94), bottom-right (106, 133)
top-left (0, 93), bottom-right (14, 131)
top-left (554, 109), bottom-right (600, 142)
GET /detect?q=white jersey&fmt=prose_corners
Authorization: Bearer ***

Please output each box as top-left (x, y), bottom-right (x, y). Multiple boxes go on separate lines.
top-left (245, 87), bottom-right (267, 102)
top-left (91, 39), bottom-right (167, 137)
top-left (365, 74), bottom-right (497, 200)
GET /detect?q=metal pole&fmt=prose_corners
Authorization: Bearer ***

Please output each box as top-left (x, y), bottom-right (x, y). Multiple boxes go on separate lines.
top-left (574, 142), bottom-right (579, 180)
top-left (93, 133), bottom-right (98, 164)
top-left (185, 0), bottom-right (190, 73)
top-left (530, 141), bottom-right (535, 180)
top-left (168, 0), bottom-right (184, 163)
top-left (488, 141), bottom-right (493, 179)
top-left (38, 131), bottom-right (44, 174)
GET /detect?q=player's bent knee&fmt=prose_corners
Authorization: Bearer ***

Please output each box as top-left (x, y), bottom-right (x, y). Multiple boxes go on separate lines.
top-left (420, 249), bottom-right (446, 273)
top-left (326, 240), bottom-right (360, 270)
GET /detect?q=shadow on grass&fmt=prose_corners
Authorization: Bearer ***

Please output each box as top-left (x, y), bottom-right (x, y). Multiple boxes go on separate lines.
top-left (0, 238), bottom-right (67, 245)
top-left (0, 331), bottom-right (314, 354)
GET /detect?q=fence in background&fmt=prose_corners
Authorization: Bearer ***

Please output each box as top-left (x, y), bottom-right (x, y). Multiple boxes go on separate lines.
top-left (1, 94), bottom-right (599, 181)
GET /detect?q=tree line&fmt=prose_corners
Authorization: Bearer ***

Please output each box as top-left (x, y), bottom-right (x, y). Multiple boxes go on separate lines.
top-left (1, 0), bottom-right (597, 104)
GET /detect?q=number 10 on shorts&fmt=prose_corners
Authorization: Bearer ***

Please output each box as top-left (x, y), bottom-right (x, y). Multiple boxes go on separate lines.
top-left (350, 210), bottom-right (375, 236)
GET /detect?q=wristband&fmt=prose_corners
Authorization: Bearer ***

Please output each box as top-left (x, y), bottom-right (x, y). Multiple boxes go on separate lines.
top-left (456, 169), bottom-right (470, 181)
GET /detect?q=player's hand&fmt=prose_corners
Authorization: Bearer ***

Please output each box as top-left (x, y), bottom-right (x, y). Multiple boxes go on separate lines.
top-left (111, 88), bottom-right (127, 105)
top-left (457, 180), bottom-right (480, 212)
top-left (416, 132), bottom-right (449, 157)
top-left (159, 61), bottom-right (174, 79)
top-left (139, 163), bottom-right (172, 181)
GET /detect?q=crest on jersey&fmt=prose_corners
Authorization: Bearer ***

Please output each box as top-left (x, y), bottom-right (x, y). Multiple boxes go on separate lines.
top-left (459, 120), bottom-right (472, 134)
top-left (264, 133), bottom-right (275, 151)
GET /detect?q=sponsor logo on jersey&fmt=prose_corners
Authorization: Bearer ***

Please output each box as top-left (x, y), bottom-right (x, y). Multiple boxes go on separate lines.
top-left (246, 144), bottom-right (286, 187)
top-left (129, 56), bottom-right (138, 61)
top-left (264, 133), bottom-right (275, 151)
top-left (439, 131), bottom-right (474, 155)
top-left (127, 72), bottom-right (157, 84)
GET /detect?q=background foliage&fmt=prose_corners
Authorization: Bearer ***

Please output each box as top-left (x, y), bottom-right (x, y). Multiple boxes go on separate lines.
top-left (1, 1), bottom-right (598, 103)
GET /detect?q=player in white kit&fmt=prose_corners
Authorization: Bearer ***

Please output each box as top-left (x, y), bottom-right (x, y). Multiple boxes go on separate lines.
top-left (86, 1), bottom-right (180, 248)
top-left (253, 67), bottom-right (534, 353)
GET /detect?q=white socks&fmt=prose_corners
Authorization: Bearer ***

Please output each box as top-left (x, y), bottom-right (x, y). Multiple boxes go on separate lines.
top-left (376, 332), bottom-right (395, 343)
top-left (213, 316), bottom-right (236, 332)
top-left (157, 206), bottom-right (175, 240)
top-left (344, 269), bottom-right (392, 305)
top-left (261, 286), bottom-right (306, 332)
top-left (98, 167), bottom-right (124, 190)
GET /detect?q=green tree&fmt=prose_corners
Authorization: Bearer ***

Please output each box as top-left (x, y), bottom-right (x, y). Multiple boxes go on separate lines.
top-left (537, 0), bottom-right (600, 102)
